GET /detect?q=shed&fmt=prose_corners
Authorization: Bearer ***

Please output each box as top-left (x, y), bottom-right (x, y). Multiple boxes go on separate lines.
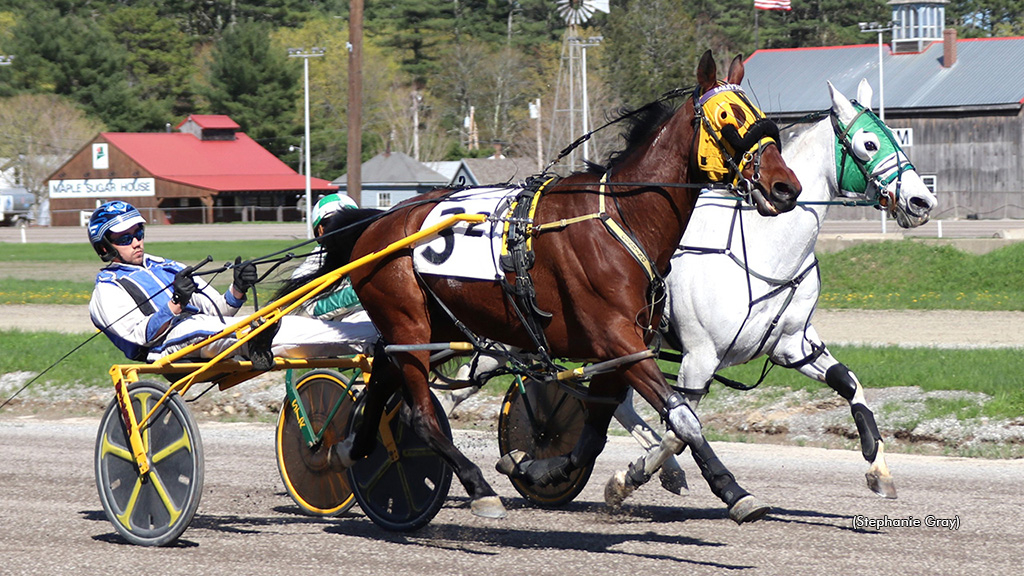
top-left (332, 150), bottom-right (449, 209)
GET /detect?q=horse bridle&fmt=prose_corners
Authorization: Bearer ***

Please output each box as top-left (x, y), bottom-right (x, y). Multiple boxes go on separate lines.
top-left (830, 103), bottom-right (914, 214)
top-left (692, 83), bottom-right (783, 200)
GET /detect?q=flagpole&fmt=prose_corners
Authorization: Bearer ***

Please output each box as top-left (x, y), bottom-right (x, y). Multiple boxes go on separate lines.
top-left (755, 8), bottom-right (760, 51)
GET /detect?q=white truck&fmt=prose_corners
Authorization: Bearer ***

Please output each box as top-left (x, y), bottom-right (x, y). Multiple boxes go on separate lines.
top-left (0, 188), bottom-right (34, 226)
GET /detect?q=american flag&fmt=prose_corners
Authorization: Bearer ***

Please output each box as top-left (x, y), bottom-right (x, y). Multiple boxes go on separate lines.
top-left (755, 0), bottom-right (792, 10)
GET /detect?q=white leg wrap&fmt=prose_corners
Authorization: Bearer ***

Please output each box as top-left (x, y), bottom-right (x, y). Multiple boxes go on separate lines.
top-left (333, 435), bottom-right (357, 469)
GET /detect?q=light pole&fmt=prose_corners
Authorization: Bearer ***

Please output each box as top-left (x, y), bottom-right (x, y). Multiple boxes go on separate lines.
top-left (858, 21), bottom-right (892, 122)
top-left (288, 47), bottom-right (326, 239)
top-left (859, 21), bottom-right (893, 234)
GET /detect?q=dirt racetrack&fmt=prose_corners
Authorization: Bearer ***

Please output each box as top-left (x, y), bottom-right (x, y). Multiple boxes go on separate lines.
top-left (3, 304), bottom-right (1022, 348)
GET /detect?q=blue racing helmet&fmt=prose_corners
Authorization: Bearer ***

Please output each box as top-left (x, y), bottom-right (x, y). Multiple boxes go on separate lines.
top-left (88, 201), bottom-right (146, 261)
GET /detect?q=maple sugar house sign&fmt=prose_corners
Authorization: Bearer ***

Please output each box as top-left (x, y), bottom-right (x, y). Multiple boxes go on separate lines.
top-left (49, 177), bottom-right (156, 198)
top-left (48, 142), bottom-right (155, 198)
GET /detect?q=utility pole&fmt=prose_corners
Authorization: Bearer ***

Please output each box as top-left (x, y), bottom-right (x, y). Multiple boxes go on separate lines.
top-left (347, 0), bottom-right (364, 205)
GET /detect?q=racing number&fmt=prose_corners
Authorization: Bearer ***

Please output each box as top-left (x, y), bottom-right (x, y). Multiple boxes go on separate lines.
top-left (421, 207), bottom-right (489, 265)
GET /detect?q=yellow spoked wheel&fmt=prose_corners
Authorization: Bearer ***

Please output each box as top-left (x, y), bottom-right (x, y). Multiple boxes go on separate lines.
top-left (276, 369), bottom-right (358, 517)
top-left (94, 380), bottom-right (204, 547)
top-left (497, 377), bottom-right (591, 508)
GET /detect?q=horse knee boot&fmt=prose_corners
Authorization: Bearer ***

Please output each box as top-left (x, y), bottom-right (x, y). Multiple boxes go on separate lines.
top-left (826, 364), bottom-right (881, 462)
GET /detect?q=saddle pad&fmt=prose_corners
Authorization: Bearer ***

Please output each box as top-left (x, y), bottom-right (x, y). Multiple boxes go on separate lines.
top-left (412, 187), bottom-right (517, 281)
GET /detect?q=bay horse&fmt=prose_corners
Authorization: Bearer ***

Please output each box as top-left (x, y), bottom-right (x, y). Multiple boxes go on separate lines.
top-left (605, 79), bottom-right (937, 505)
top-left (299, 51), bottom-right (801, 525)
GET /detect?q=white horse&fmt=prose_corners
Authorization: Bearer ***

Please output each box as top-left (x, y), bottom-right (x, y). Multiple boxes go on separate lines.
top-left (604, 79), bottom-right (938, 507)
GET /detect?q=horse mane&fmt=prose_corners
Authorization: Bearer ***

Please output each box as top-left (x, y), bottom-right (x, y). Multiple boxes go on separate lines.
top-left (590, 98), bottom-right (681, 174)
top-left (273, 207), bottom-right (384, 302)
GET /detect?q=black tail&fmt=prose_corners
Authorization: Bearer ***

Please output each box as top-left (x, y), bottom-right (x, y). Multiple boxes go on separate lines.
top-left (274, 208), bottom-right (384, 301)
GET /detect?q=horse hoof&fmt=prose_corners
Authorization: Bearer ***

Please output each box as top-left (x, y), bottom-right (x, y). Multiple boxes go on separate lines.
top-left (330, 436), bottom-right (356, 470)
top-left (659, 467), bottom-right (688, 496)
top-left (495, 450), bottom-right (528, 477)
top-left (867, 472), bottom-right (898, 499)
top-left (728, 495), bottom-right (771, 525)
top-left (471, 496), bottom-right (507, 519)
top-left (604, 470), bottom-right (633, 508)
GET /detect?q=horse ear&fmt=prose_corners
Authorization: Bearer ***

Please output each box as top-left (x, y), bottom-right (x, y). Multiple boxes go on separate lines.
top-left (727, 54), bottom-right (745, 85)
top-left (697, 50), bottom-right (717, 92)
top-left (828, 81), bottom-right (858, 125)
top-left (857, 78), bottom-right (874, 111)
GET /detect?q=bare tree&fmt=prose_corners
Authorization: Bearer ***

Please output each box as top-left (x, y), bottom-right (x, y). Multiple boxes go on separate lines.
top-left (0, 94), bottom-right (103, 202)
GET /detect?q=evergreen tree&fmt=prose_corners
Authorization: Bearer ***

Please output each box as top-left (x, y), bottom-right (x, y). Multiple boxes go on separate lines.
top-left (4, 9), bottom-right (145, 131)
top-left (201, 20), bottom-right (300, 152)
top-left (105, 6), bottom-right (198, 128)
top-left (366, 0), bottom-right (456, 87)
top-left (601, 0), bottom-right (698, 105)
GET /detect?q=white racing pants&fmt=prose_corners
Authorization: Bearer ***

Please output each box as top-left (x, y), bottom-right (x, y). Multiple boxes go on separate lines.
top-left (148, 310), bottom-right (378, 362)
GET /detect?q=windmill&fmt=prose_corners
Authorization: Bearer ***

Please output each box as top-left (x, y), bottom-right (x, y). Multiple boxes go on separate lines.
top-left (550, 0), bottom-right (609, 173)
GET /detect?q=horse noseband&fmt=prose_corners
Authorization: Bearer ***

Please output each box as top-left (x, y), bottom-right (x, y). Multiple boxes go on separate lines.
top-left (721, 118), bottom-right (782, 159)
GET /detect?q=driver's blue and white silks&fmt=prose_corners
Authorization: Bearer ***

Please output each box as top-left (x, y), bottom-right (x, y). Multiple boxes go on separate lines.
top-left (413, 187), bottom-right (517, 281)
top-left (90, 254), bottom-right (246, 360)
top-left (90, 255), bottom-right (379, 362)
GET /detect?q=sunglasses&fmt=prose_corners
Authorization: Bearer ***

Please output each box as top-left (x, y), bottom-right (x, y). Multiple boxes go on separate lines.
top-left (109, 225), bottom-right (145, 246)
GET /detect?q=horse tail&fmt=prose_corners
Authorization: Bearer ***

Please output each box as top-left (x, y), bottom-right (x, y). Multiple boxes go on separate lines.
top-left (274, 208), bottom-right (384, 301)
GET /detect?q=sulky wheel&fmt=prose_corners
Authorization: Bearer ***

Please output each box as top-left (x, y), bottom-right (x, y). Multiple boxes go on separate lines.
top-left (347, 390), bottom-right (453, 532)
top-left (497, 377), bottom-right (591, 507)
top-left (276, 369), bottom-right (358, 517)
top-left (94, 380), bottom-right (204, 546)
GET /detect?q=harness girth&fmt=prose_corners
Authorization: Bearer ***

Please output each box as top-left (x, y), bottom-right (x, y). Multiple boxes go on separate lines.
top-left (500, 176), bottom-right (557, 357)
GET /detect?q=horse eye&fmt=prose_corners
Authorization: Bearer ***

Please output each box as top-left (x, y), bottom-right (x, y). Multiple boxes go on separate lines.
top-left (851, 130), bottom-right (880, 161)
top-left (720, 111), bottom-right (729, 120)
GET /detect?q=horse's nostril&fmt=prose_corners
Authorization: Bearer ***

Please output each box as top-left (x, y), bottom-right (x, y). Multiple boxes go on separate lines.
top-left (909, 196), bottom-right (933, 214)
top-left (773, 182), bottom-right (799, 200)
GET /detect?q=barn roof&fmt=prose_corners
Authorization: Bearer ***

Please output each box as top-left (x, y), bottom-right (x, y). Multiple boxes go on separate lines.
top-left (101, 132), bottom-right (334, 192)
top-left (741, 36), bottom-right (1024, 116)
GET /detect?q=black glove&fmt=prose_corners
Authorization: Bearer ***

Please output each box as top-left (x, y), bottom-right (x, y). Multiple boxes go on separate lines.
top-left (233, 257), bottom-right (258, 293)
top-left (171, 267), bottom-right (197, 307)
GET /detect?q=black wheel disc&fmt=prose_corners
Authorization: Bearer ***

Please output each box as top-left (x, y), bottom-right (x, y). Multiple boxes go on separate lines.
top-left (497, 378), bottom-right (591, 507)
top-left (347, 391), bottom-right (453, 531)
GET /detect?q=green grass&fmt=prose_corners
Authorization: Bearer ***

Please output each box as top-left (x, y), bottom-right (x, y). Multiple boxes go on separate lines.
top-left (4, 239), bottom-right (1024, 308)
top-left (708, 345), bottom-right (1024, 420)
top-left (0, 239), bottom-right (299, 263)
top-left (817, 241), bottom-right (1024, 310)
top-left (0, 239), bottom-right (300, 304)
top-left (0, 329), bottom-right (124, 394)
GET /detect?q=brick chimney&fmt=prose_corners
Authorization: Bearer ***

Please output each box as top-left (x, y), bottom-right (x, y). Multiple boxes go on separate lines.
top-left (942, 27), bottom-right (957, 67)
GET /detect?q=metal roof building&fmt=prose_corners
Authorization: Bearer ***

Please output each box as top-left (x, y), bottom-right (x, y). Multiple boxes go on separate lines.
top-left (739, 1), bottom-right (1024, 220)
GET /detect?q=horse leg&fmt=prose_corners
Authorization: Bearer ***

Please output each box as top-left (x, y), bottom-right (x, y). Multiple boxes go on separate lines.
top-left (336, 342), bottom-right (506, 518)
top-left (604, 389), bottom-right (688, 506)
top-left (398, 349), bottom-right (507, 518)
top-left (821, 360), bottom-right (896, 498)
top-left (628, 361), bottom-right (770, 524)
top-left (497, 397), bottom-right (616, 488)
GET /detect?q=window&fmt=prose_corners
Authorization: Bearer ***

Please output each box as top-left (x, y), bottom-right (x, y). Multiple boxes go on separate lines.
top-left (921, 175), bottom-right (937, 194)
top-left (377, 192), bottom-right (392, 208)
